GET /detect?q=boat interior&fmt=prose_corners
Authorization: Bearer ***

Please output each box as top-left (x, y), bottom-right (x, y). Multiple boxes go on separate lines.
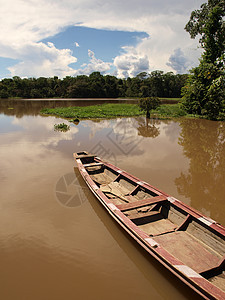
top-left (76, 152), bottom-right (225, 292)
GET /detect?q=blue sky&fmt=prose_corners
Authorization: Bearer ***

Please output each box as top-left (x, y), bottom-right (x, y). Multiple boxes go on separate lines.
top-left (41, 26), bottom-right (149, 75)
top-left (0, 0), bottom-right (203, 79)
top-left (0, 58), bottom-right (20, 78)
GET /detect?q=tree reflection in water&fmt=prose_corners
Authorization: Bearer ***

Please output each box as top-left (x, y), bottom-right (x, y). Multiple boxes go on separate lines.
top-left (175, 119), bottom-right (225, 223)
top-left (137, 117), bottom-right (160, 138)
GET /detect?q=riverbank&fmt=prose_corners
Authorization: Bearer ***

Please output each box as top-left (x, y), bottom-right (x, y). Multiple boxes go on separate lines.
top-left (0, 97), bottom-right (180, 103)
top-left (40, 103), bottom-right (186, 120)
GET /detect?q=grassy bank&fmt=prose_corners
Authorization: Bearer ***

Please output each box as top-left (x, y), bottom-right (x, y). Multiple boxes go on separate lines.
top-left (41, 103), bottom-right (187, 120)
top-left (117, 97), bottom-right (181, 103)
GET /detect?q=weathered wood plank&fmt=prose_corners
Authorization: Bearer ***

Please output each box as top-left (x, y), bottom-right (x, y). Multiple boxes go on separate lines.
top-left (154, 231), bottom-right (221, 274)
top-left (125, 209), bottom-right (160, 220)
top-left (116, 195), bottom-right (167, 211)
top-left (83, 162), bottom-right (103, 167)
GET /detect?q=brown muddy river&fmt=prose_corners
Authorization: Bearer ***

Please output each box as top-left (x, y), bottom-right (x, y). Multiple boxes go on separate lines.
top-left (0, 99), bottom-right (224, 300)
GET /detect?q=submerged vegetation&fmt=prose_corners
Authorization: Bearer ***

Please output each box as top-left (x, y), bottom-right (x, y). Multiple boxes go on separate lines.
top-left (42, 104), bottom-right (142, 119)
top-left (54, 123), bottom-right (70, 132)
top-left (41, 103), bottom-right (188, 120)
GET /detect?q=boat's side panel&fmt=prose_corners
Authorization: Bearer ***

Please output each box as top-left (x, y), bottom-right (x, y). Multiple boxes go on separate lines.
top-left (75, 154), bottom-right (225, 300)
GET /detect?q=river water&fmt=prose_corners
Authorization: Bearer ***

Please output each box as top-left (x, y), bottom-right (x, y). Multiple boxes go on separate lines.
top-left (0, 99), bottom-right (224, 300)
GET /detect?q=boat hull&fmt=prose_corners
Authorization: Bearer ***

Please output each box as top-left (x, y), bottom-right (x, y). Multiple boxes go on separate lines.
top-left (74, 151), bottom-right (225, 300)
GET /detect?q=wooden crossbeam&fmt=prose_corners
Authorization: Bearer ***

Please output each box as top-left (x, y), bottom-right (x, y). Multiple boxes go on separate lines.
top-left (116, 195), bottom-right (167, 211)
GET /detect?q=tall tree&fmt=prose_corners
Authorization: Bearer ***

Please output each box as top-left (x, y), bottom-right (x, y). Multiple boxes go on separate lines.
top-left (182, 0), bottom-right (225, 120)
top-left (138, 97), bottom-right (161, 118)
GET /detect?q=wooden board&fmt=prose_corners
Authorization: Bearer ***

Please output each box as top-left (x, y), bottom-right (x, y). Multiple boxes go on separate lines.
top-left (154, 231), bottom-right (221, 273)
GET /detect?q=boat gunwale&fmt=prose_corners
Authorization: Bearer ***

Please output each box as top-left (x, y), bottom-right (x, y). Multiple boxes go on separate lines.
top-left (74, 152), bottom-right (225, 300)
top-left (92, 157), bottom-right (225, 234)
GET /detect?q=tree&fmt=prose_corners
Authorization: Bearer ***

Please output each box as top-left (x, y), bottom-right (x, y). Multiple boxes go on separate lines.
top-left (182, 61), bottom-right (225, 119)
top-left (104, 75), bottom-right (120, 98)
top-left (182, 0), bottom-right (225, 120)
top-left (0, 71), bottom-right (188, 99)
top-left (185, 0), bottom-right (225, 64)
top-left (138, 97), bottom-right (161, 118)
top-left (148, 71), bottom-right (164, 97)
top-left (125, 77), bottom-right (141, 97)
top-left (136, 72), bottom-right (149, 81)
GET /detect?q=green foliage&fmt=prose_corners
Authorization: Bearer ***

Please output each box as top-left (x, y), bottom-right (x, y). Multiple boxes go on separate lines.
top-left (41, 103), bottom-right (187, 120)
top-left (139, 97), bottom-right (161, 118)
top-left (42, 104), bottom-right (143, 119)
top-left (185, 0), bottom-right (225, 64)
top-left (155, 103), bottom-right (187, 118)
top-left (54, 123), bottom-right (70, 132)
top-left (182, 0), bottom-right (225, 120)
top-left (0, 71), bottom-right (187, 100)
top-left (182, 60), bottom-right (225, 119)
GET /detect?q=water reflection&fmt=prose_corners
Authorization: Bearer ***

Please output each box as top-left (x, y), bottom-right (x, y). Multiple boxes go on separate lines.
top-left (175, 119), bottom-right (225, 224)
top-left (137, 117), bottom-right (160, 138)
top-left (0, 100), bottom-right (224, 299)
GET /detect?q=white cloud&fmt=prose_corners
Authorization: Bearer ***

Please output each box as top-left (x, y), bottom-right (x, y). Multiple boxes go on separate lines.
top-left (74, 50), bottom-right (112, 76)
top-left (167, 48), bottom-right (191, 74)
top-left (114, 46), bottom-right (149, 77)
top-left (0, 0), bottom-right (204, 77)
top-left (11, 115), bottom-right (79, 145)
top-left (8, 42), bottom-right (77, 78)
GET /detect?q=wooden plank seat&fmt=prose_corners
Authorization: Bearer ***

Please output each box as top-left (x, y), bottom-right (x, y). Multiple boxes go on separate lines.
top-left (125, 207), bottom-right (191, 237)
top-left (74, 154), bottom-right (96, 159)
top-left (83, 162), bottom-right (103, 167)
top-left (124, 209), bottom-right (161, 220)
top-left (116, 195), bottom-right (167, 211)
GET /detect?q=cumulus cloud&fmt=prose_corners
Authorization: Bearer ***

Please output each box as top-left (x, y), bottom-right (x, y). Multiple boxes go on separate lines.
top-left (0, 0), bottom-right (204, 77)
top-left (167, 47), bottom-right (202, 74)
top-left (114, 46), bottom-right (149, 77)
top-left (74, 50), bottom-right (112, 76)
top-left (167, 48), bottom-right (192, 74)
top-left (8, 42), bottom-right (77, 78)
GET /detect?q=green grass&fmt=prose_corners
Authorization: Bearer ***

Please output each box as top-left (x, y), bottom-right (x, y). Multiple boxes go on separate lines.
top-left (153, 103), bottom-right (187, 118)
top-left (41, 103), bottom-right (143, 119)
top-left (40, 103), bottom-right (187, 120)
top-left (118, 97), bottom-right (181, 102)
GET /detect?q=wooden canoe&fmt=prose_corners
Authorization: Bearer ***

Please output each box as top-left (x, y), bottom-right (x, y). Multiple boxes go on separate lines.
top-left (74, 151), bottom-right (225, 299)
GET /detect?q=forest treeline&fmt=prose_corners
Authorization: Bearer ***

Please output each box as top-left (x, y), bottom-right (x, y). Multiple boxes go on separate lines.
top-left (0, 71), bottom-right (187, 99)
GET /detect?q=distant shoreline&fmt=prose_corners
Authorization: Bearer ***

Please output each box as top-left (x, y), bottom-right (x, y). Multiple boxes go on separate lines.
top-left (1, 97), bottom-right (135, 101)
top-left (0, 97), bottom-right (180, 104)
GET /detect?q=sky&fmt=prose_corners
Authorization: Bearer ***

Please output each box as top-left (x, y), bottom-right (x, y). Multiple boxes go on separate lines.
top-left (0, 0), bottom-right (204, 79)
